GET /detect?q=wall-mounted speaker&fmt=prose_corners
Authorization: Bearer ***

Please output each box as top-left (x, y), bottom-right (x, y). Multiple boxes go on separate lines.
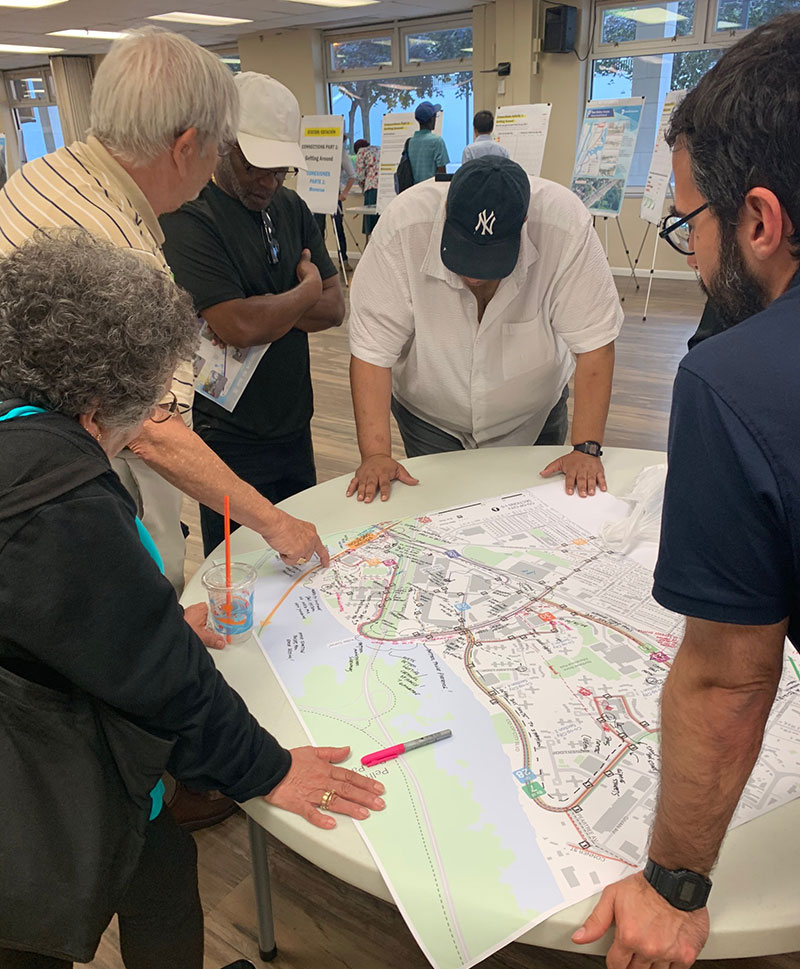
top-left (542, 4), bottom-right (578, 53)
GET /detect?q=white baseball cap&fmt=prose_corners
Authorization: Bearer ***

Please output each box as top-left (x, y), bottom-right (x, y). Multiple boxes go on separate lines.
top-left (233, 71), bottom-right (306, 171)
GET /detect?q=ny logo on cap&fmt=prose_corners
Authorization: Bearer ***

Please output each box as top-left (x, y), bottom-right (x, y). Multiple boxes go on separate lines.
top-left (475, 209), bottom-right (496, 236)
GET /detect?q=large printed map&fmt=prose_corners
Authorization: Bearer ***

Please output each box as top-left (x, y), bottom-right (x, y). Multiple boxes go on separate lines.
top-left (251, 485), bottom-right (800, 969)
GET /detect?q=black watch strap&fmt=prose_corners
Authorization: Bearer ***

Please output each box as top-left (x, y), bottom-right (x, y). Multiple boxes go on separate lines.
top-left (643, 859), bottom-right (712, 912)
top-left (572, 440), bottom-right (603, 457)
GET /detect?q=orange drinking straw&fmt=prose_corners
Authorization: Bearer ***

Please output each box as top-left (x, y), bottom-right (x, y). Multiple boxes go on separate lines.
top-left (224, 494), bottom-right (232, 644)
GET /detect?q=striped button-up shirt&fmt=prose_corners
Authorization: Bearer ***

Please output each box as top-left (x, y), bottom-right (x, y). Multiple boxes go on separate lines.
top-left (0, 137), bottom-right (193, 408)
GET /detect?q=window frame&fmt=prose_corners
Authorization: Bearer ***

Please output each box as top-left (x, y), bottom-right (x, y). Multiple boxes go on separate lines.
top-left (324, 13), bottom-right (472, 82)
top-left (5, 66), bottom-right (58, 109)
top-left (587, 0), bottom-right (798, 196)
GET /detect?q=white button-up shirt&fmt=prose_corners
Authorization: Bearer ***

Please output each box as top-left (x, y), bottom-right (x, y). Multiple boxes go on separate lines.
top-left (349, 177), bottom-right (623, 448)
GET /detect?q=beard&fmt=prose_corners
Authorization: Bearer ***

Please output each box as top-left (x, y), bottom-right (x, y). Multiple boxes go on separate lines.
top-left (215, 154), bottom-right (273, 211)
top-left (699, 225), bottom-right (771, 328)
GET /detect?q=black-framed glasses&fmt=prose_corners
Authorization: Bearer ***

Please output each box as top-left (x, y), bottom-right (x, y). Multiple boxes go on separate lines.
top-left (262, 211), bottom-right (280, 265)
top-left (150, 391), bottom-right (191, 423)
top-left (659, 202), bottom-right (709, 256)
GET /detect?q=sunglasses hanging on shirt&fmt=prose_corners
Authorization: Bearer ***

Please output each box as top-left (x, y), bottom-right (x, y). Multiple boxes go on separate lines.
top-left (261, 211), bottom-right (280, 265)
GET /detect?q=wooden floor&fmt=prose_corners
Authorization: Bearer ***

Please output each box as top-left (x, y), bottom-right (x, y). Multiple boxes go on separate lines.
top-left (89, 275), bottom-right (800, 969)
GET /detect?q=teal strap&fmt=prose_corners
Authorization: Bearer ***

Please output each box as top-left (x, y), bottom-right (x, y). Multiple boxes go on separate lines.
top-left (135, 516), bottom-right (165, 575)
top-left (134, 518), bottom-right (166, 818)
top-left (0, 405), bottom-right (47, 421)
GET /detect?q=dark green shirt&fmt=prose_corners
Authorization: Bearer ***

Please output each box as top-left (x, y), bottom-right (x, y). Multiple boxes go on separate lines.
top-left (160, 183), bottom-right (336, 443)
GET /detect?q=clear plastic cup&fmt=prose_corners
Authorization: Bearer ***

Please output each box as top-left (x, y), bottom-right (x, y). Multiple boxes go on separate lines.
top-left (201, 563), bottom-right (257, 643)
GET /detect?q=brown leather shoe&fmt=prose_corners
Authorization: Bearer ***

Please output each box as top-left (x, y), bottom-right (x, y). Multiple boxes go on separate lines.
top-left (166, 782), bottom-right (239, 831)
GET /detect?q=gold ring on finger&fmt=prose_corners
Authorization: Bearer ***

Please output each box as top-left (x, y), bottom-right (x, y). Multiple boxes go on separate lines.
top-left (297, 556), bottom-right (309, 565)
top-left (320, 789), bottom-right (336, 809)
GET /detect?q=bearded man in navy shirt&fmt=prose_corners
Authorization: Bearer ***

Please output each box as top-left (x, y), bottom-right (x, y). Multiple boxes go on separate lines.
top-left (572, 12), bottom-right (800, 968)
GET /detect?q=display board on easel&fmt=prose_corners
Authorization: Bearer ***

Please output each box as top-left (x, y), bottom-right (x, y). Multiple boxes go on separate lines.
top-left (570, 96), bottom-right (646, 294)
top-left (638, 90), bottom-right (686, 320)
top-left (376, 112), bottom-right (416, 214)
top-left (494, 103), bottom-right (552, 177)
top-left (570, 97), bottom-right (645, 217)
top-left (296, 115), bottom-right (344, 216)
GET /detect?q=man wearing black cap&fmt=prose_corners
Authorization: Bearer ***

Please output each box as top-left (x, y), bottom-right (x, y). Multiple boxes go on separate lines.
top-left (347, 156), bottom-right (622, 502)
top-left (406, 101), bottom-right (449, 185)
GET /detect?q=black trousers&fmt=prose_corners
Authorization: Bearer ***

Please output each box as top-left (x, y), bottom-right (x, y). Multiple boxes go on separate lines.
top-left (197, 425), bottom-right (317, 557)
top-left (0, 808), bottom-right (203, 969)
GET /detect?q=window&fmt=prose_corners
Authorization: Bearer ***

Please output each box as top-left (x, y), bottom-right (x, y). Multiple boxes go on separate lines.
top-left (329, 35), bottom-right (395, 74)
top-left (216, 52), bottom-right (241, 74)
top-left (402, 25), bottom-right (473, 67)
top-left (5, 68), bottom-right (64, 164)
top-left (325, 17), bottom-right (473, 157)
top-left (599, 0), bottom-right (697, 44)
top-left (591, 49), bottom-right (723, 186)
top-left (590, 0), bottom-right (800, 192)
top-left (713, 0), bottom-right (800, 32)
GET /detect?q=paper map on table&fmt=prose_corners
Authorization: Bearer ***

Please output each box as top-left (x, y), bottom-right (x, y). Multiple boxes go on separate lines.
top-left (251, 482), bottom-right (800, 969)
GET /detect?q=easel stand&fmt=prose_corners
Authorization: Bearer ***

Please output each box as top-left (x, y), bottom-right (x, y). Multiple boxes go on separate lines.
top-left (594, 215), bottom-right (640, 301)
top-left (323, 208), bottom-right (364, 289)
top-left (619, 221), bottom-right (653, 304)
top-left (641, 222), bottom-right (660, 321)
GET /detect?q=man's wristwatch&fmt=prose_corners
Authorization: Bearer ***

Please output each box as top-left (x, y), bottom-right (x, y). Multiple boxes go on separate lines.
top-left (643, 859), bottom-right (712, 912)
top-left (572, 440), bottom-right (603, 457)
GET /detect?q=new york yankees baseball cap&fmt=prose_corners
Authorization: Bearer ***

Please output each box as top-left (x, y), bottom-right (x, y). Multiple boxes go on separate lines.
top-left (440, 156), bottom-right (531, 280)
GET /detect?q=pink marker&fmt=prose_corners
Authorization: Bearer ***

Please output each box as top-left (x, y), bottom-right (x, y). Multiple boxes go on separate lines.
top-left (361, 729), bottom-right (452, 767)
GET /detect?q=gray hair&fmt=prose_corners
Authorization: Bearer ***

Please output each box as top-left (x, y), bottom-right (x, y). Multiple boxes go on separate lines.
top-left (89, 27), bottom-right (239, 165)
top-left (0, 231), bottom-right (198, 429)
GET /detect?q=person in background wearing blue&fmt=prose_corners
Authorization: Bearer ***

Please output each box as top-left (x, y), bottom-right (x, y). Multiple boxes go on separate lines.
top-left (407, 101), bottom-right (449, 184)
top-left (461, 110), bottom-right (509, 164)
top-left (0, 231), bottom-right (385, 969)
top-left (574, 13), bottom-right (800, 968)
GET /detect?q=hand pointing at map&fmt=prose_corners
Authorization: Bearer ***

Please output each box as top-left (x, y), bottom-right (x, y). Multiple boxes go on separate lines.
top-left (264, 745), bottom-right (386, 828)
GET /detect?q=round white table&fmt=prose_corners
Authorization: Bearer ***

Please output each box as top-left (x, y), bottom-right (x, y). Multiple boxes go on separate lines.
top-left (183, 447), bottom-right (800, 962)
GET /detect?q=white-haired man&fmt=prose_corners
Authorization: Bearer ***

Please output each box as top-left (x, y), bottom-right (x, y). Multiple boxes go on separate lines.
top-left (0, 28), bottom-right (328, 830)
top-left (0, 28), bottom-right (328, 599)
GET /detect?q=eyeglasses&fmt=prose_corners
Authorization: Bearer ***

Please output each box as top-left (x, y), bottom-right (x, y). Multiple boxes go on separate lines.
top-left (659, 202), bottom-right (709, 256)
top-left (150, 391), bottom-right (191, 423)
top-left (262, 211), bottom-right (280, 265)
top-left (234, 147), bottom-right (297, 180)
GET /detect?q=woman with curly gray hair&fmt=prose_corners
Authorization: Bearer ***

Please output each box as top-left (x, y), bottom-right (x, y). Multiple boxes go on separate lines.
top-left (0, 233), bottom-right (385, 969)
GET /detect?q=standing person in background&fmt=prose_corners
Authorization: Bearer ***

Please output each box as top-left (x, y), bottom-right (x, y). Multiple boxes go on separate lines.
top-left (462, 110), bottom-right (509, 164)
top-left (407, 101), bottom-right (449, 184)
top-left (315, 151), bottom-right (356, 271)
top-left (162, 73), bottom-right (344, 558)
top-left (354, 138), bottom-right (380, 239)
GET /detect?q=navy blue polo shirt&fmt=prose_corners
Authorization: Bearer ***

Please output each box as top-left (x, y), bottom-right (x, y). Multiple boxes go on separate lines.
top-left (653, 270), bottom-right (800, 647)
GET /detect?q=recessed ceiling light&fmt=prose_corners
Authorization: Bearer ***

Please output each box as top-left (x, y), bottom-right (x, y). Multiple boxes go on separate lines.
top-left (0, 43), bottom-right (64, 53)
top-left (49, 29), bottom-right (130, 39)
top-left (615, 7), bottom-right (687, 24)
top-left (148, 11), bottom-right (253, 25)
top-left (0, 0), bottom-right (67, 7)
top-left (282, 0), bottom-right (379, 6)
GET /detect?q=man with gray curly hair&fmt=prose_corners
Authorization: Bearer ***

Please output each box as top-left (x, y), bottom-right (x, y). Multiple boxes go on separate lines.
top-left (0, 26), bottom-right (328, 830)
top-left (0, 27), bottom-right (327, 598)
top-left (0, 232), bottom-right (385, 969)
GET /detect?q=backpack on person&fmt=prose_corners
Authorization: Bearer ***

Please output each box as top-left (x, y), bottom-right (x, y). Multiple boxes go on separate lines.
top-left (394, 139), bottom-right (414, 194)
